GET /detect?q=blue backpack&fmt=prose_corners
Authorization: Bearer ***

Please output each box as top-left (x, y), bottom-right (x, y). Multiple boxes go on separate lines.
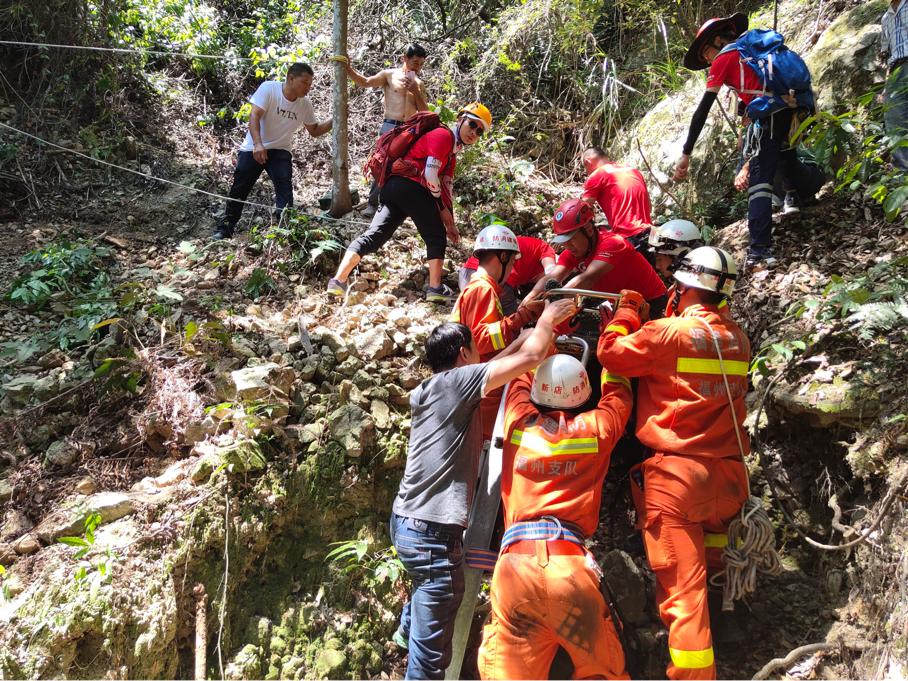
top-left (719, 29), bottom-right (816, 120)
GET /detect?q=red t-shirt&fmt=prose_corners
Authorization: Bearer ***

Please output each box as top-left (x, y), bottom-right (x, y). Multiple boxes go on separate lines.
top-left (706, 49), bottom-right (764, 105)
top-left (556, 230), bottom-right (666, 300)
top-left (582, 164), bottom-right (652, 237)
top-left (464, 236), bottom-right (555, 288)
top-left (393, 127), bottom-right (457, 208)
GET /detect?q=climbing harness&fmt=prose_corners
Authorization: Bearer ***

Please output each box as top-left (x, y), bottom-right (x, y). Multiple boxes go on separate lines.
top-left (698, 317), bottom-right (783, 611)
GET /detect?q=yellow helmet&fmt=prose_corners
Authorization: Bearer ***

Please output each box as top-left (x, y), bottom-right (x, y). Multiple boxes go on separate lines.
top-left (458, 102), bottom-right (492, 133)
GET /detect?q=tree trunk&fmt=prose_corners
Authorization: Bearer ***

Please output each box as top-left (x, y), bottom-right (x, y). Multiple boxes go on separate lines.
top-left (330, 0), bottom-right (352, 217)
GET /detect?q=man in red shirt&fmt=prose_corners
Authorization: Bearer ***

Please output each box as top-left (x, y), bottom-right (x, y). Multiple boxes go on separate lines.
top-left (477, 352), bottom-right (632, 680)
top-left (581, 147), bottom-right (653, 250)
top-left (525, 199), bottom-right (667, 312)
top-left (458, 234), bottom-right (556, 314)
top-left (672, 14), bottom-right (814, 270)
top-left (327, 102), bottom-right (491, 303)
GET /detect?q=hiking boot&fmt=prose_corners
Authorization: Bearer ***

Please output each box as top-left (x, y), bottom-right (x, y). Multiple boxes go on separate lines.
top-left (745, 253), bottom-right (779, 270)
top-left (326, 278), bottom-right (348, 297)
top-left (361, 204), bottom-right (377, 218)
top-left (391, 628), bottom-right (409, 650)
top-left (782, 191), bottom-right (801, 215)
top-left (212, 221), bottom-right (235, 240)
top-left (426, 283), bottom-right (457, 304)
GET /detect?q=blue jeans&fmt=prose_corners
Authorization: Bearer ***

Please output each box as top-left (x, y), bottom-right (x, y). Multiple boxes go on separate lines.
top-left (885, 64), bottom-right (908, 171)
top-left (225, 149), bottom-right (293, 226)
top-left (390, 512), bottom-right (465, 680)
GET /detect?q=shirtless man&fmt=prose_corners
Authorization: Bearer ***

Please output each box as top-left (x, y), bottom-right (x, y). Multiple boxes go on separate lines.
top-left (334, 44), bottom-right (429, 215)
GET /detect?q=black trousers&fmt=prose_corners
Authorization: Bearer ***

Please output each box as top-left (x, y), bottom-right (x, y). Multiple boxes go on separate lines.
top-left (348, 175), bottom-right (447, 261)
top-left (225, 149), bottom-right (293, 225)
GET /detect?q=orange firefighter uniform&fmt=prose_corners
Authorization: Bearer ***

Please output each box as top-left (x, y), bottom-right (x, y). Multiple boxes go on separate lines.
top-left (451, 271), bottom-right (538, 439)
top-left (477, 369), bottom-right (633, 680)
top-left (597, 300), bottom-right (751, 680)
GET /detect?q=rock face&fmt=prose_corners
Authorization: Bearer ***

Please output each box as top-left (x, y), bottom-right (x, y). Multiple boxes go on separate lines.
top-left (328, 405), bottom-right (375, 458)
top-left (771, 378), bottom-right (880, 428)
top-left (224, 363), bottom-right (296, 401)
top-left (601, 549), bottom-right (649, 626)
top-left (807, 1), bottom-right (887, 113)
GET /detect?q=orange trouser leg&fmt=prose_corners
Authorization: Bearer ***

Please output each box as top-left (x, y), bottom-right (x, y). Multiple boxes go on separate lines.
top-left (478, 548), bottom-right (628, 680)
top-left (639, 454), bottom-right (749, 681)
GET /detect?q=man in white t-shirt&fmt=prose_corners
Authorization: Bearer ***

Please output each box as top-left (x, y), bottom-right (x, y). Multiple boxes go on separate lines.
top-left (214, 62), bottom-right (333, 239)
top-left (333, 43), bottom-right (429, 216)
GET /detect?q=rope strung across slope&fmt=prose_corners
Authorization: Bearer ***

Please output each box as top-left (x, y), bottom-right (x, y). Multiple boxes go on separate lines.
top-left (0, 121), bottom-right (374, 228)
top-left (0, 39), bottom-right (293, 64)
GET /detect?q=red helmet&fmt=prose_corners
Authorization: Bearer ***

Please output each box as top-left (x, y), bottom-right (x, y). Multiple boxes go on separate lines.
top-left (552, 199), bottom-right (595, 244)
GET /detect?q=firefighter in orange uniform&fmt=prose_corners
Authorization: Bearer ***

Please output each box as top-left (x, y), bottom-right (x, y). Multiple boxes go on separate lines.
top-left (477, 352), bottom-right (633, 680)
top-left (451, 224), bottom-right (543, 440)
top-left (596, 247), bottom-right (750, 680)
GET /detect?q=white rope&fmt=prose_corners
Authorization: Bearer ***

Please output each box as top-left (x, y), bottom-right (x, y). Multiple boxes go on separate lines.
top-left (0, 121), bottom-right (374, 227)
top-left (698, 317), bottom-right (783, 611)
top-left (0, 39), bottom-right (280, 63)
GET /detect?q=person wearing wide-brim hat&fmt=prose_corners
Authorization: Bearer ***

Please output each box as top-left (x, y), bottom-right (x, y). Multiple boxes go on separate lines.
top-left (681, 13), bottom-right (748, 71)
top-left (673, 13), bottom-right (813, 272)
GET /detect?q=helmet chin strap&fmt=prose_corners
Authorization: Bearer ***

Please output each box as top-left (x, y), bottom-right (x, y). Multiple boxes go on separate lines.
top-left (497, 252), bottom-right (512, 285)
top-left (671, 283), bottom-right (686, 316)
top-left (580, 226), bottom-right (595, 260)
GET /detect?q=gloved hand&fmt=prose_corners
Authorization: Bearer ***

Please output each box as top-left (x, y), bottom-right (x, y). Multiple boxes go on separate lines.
top-left (516, 299), bottom-right (545, 324)
top-left (617, 289), bottom-right (650, 323)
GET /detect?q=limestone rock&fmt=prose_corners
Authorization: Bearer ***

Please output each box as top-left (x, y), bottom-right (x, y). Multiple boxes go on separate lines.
top-left (2, 373), bottom-right (57, 406)
top-left (0, 476), bottom-right (11, 503)
top-left (232, 336), bottom-right (259, 359)
top-left (601, 549), bottom-right (648, 625)
top-left (225, 643), bottom-right (263, 680)
top-left (37, 348), bottom-right (68, 369)
top-left (351, 327), bottom-right (394, 361)
top-left (1, 509), bottom-right (33, 542)
top-left (34, 492), bottom-right (138, 543)
top-left (226, 363), bottom-right (296, 401)
top-left (314, 649), bottom-right (346, 679)
top-left (807, 1), bottom-right (887, 114)
top-left (328, 404), bottom-right (375, 458)
top-left (0, 541), bottom-right (15, 564)
top-left (13, 533), bottom-right (40, 555)
top-left (370, 400), bottom-right (391, 430)
top-left (45, 439), bottom-right (78, 467)
top-left (74, 476), bottom-right (96, 495)
top-left (772, 378), bottom-right (880, 428)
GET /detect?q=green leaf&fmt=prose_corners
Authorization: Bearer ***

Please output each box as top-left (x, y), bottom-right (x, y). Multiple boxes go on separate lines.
top-left (184, 320), bottom-right (199, 343)
top-left (58, 536), bottom-right (90, 547)
top-left (92, 317), bottom-right (123, 331)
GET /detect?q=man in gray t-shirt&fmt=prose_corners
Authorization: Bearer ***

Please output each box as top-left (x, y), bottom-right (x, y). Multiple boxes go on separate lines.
top-left (389, 299), bottom-right (576, 680)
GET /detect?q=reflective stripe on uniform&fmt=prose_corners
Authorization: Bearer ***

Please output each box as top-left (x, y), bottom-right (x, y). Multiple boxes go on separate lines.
top-left (604, 324), bottom-right (629, 336)
top-left (510, 429), bottom-right (599, 456)
top-left (488, 321), bottom-right (505, 350)
top-left (748, 191), bottom-right (774, 202)
top-left (602, 372), bottom-right (631, 392)
top-left (676, 357), bottom-right (748, 376)
top-left (704, 533), bottom-right (728, 548)
top-left (669, 646), bottom-right (715, 669)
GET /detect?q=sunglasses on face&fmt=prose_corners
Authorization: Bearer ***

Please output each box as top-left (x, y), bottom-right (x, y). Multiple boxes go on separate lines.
top-left (466, 120), bottom-right (485, 137)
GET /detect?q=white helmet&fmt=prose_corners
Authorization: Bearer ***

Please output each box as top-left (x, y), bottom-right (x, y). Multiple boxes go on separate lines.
top-left (530, 354), bottom-right (591, 409)
top-left (473, 225), bottom-right (521, 257)
top-left (673, 246), bottom-right (738, 297)
top-left (649, 219), bottom-right (702, 256)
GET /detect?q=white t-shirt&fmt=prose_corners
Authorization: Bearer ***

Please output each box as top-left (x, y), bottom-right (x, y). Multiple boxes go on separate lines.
top-left (239, 81), bottom-right (317, 152)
